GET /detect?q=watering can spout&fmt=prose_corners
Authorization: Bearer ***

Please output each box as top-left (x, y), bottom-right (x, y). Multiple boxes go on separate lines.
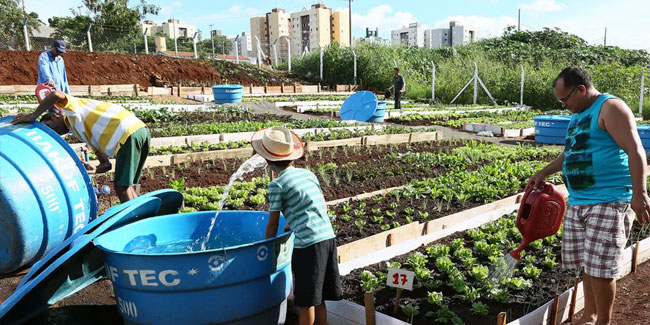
top-left (509, 243), bottom-right (527, 260)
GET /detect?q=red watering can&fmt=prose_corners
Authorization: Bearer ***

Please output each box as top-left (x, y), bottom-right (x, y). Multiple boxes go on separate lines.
top-left (35, 83), bottom-right (63, 115)
top-left (509, 182), bottom-right (566, 260)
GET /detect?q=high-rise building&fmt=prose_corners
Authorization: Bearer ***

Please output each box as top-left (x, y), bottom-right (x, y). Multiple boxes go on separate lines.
top-left (424, 21), bottom-right (479, 49)
top-left (391, 22), bottom-right (425, 47)
top-left (141, 19), bottom-right (197, 39)
top-left (356, 27), bottom-right (390, 45)
top-left (251, 4), bottom-right (351, 60)
top-left (250, 16), bottom-right (269, 58)
top-left (331, 11), bottom-right (350, 47)
top-left (229, 32), bottom-right (253, 58)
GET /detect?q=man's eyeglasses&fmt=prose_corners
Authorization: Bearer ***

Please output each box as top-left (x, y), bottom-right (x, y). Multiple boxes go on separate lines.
top-left (558, 86), bottom-right (578, 104)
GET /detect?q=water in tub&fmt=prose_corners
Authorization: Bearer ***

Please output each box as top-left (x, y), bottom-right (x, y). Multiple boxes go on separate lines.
top-left (123, 154), bottom-right (268, 254)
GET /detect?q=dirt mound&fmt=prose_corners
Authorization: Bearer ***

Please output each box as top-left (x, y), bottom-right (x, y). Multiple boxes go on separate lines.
top-left (0, 50), bottom-right (295, 87)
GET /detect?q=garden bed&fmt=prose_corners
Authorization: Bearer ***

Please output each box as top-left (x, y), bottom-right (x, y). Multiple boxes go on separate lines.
top-left (339, 212), bottom-right (650, 325)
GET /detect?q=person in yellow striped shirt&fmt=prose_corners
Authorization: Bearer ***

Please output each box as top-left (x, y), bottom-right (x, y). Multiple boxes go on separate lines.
top-left (12, 90), bottom-right (150, 203)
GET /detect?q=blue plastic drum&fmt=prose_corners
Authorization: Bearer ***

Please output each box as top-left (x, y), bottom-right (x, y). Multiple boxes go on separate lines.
top-left (0, 116), bottom-right (96, 274)
top-left (94, 211), bottom-right (293, 324)
top-left (212, 85), bottom-right (244, 104)
top-left (340, 91), bottom-right (379, 122)
top-left (534, 115), bottom-right (571, 145)
top-left (368, 101), bottom-right (386, 123)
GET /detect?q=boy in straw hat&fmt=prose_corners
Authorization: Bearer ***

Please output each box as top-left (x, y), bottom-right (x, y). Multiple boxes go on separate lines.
top-left (252, 126), bottom-right (341, 325)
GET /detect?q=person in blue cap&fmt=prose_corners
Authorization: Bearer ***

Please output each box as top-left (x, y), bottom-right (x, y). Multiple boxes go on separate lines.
top-left (38, 40), bottom-right (70, 94)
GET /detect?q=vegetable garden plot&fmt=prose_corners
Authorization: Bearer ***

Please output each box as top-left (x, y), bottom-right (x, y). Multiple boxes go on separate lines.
top-left (93, 141), bottom-right (561, 241)
top-left (388, 110), bottom-right (538, 129)
top-left (341, 212), bottom-right (650, 325)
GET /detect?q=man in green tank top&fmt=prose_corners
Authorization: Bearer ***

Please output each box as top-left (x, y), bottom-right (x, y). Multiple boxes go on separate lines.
top-left (529, 66), bottom-right (650, 325)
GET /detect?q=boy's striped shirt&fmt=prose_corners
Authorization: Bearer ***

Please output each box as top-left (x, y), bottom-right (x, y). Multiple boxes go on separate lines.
top-left (268, 167), bottom-right (335, 248)
top-left (55, 94), bottom-right (145, 158)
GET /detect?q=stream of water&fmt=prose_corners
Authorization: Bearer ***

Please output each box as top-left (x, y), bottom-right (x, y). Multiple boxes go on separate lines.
top-left (199, 154), bottom-right (268, 251)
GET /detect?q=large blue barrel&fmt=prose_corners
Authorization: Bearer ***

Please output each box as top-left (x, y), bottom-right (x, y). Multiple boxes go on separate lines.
top-left (638, 124), bottom-right (650, 153)
top-left (94, 210), bottom-right (293, 324)
top-left (368, 101), bottom-right (386, 123)
top-left (212, 84), bottom-right (244, 104)
top-left (340, 91), bottom-right (379, 122)
top-left (534, 115), bottom-right (571, 145)
top-left (0, 116), bottom-right (96, 274)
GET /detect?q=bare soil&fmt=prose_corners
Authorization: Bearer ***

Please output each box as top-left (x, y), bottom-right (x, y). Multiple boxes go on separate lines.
top-left (0, 50), bottom-right (296, 87)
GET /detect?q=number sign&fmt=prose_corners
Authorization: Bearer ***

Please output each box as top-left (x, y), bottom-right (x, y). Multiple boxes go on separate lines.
top-left (386, 268), bottom-right (415, 291)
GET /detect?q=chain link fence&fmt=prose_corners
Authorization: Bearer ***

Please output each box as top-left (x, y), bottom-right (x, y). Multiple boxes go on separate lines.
top-left (0, 20), bottom-right (238, 60)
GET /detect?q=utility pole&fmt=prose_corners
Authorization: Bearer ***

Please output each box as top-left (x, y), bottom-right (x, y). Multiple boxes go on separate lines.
top-left (348, 0), bottom-right (353, 46)
top-left (604, 27), bottom-right (607, 46)
top-left (209, 24), bottom-right (215, 58)
top-left (518, 9), bottom-right (521, 31)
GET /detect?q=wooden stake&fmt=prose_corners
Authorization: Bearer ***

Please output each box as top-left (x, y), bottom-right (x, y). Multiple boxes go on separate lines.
top-left (364, 292), bottom-right (376, 325)
top-left (632, 241), bottom-right (640, 274)
top-left (496, 312), bottom-right (506, 325)
top-left (550, 293), bottom-right (560, 325)
top-left (392, 288), bottom-right (403, 315)
top-left (568, 277), bottom-right (580, 323)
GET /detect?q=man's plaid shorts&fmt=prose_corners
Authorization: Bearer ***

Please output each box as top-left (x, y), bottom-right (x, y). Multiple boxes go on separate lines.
top-left (561, 202), bottom-right (634, 279)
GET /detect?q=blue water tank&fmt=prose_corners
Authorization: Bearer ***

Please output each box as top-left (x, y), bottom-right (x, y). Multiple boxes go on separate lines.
top-left (0, 116), bottom-right (96, 274)
top-left (94, 210), bottom-right (293, 324)
top-left (368, 101), bottom-right (386, 123)
top-left (340, 91), bottom-right (380, 122)
top-left (638, 124), bottom-right (650, 152)
top-left (212, 84), bottom-right (244, 104)
top-left (534, 115), bottom-right (571, 145)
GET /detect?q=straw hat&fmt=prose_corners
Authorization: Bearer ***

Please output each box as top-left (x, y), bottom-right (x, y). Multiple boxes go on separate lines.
top-left (251, 126), bottom-right (304, 161)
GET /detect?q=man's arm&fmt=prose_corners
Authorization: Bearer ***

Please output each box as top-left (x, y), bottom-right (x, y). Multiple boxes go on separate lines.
top-left (528, 154), bottom-right (564, 189)
top-left (11, 91), bottom-right (66, 125)
top-left (38, 53), bottom-right (54, 86)
top-left (265, 211), bottom-right (281, 239)
top-left (601, 99), bottom-right (650, 224)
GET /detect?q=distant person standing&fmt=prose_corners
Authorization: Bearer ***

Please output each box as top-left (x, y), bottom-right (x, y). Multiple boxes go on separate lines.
top-left (388, 67), bottom-right (405, 112)
top-left (38, 40), bottom-right (70, 94)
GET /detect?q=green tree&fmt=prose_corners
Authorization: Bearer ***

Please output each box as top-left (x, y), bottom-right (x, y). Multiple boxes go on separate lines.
top-left (0, 0), bottom-right (40, 50)
top-left (50, 0), bottom-right (158, 52)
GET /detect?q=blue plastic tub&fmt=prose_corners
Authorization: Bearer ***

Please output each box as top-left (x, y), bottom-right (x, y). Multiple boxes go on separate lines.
top-left (368, 101), bottom-right (386, 123)
top-left (534, 115), bottom-right (571, 145)
top-left (94, 210), bottom-right (293, 324)
top-left (0, 116), bottom-right (96, 274)
top-left (212, 84), bottom-right (244, 104)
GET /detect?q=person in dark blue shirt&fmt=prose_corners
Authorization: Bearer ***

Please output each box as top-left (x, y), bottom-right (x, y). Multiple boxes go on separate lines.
top-left (388, 67), bottom-right (405, 112)
top-left (37, 40), bottom-right (70, 94)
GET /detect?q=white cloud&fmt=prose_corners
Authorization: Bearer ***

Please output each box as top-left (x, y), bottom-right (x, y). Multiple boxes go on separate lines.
top-left (171, 1), bottom-right (183, 7)
top-left (159, 6), bottom-right (173, 16)
top-left (349, 5), bottom-right (422, 38)
top-left (547, 0), bottom-right (649, 49)
top-left (433, 15), bottom-right (518, 39)
top-left (521, 0), bottom-right (567, 13)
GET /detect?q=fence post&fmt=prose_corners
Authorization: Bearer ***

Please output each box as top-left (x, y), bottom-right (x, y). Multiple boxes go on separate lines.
top-left (273, 39), bottom-right (278, 67)
top-left (640, 67), bottom-right (645, 117)
top-left (143, 28), bottom-right (149, 54)
top-left (255, 36), bottom-right (261, 68)
top-left (87, 24), bottom-right (93, 52)
top-left (23, 18), bottom-right (30, 51)
top-left (234, 34), bottom-right (240, 64)
top-left (173, 18), bottom-right (178, 56)
top-left (287, 37), bottom-right (292, 72)
top-left (353, 49), bottom-right (357, 85)
top-left (319, 44), bottom-right (323, 81)
top-left (473, 62), bottom-right (478, 104)
top-left (431, 61), bottom-right (436, 102)
top-left (520, 64), bottom-right (525, 106)
top-left (192, 32), bottom-right (198, 59)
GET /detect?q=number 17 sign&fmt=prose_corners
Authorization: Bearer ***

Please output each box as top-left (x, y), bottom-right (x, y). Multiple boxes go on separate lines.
top-left (386, 268), bottom-right (415, 291)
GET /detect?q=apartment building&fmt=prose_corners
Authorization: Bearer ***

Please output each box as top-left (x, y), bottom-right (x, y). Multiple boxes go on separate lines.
top-left (229, 32), bottom-right (253, 58)
top-left (424, 21), bottom-right (479, 49)
top-left (391, 22), bottom-right (425, 47)
top-left (141, 19), bottom-right (197, 39)
top-left (356, 27), bottom-right (390, 46)
top-left (331, 11), bottom-right (350, 47)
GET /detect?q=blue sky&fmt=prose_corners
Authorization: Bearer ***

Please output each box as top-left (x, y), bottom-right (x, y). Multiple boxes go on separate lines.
top-left (24, 0), bottom-right (650, 50)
